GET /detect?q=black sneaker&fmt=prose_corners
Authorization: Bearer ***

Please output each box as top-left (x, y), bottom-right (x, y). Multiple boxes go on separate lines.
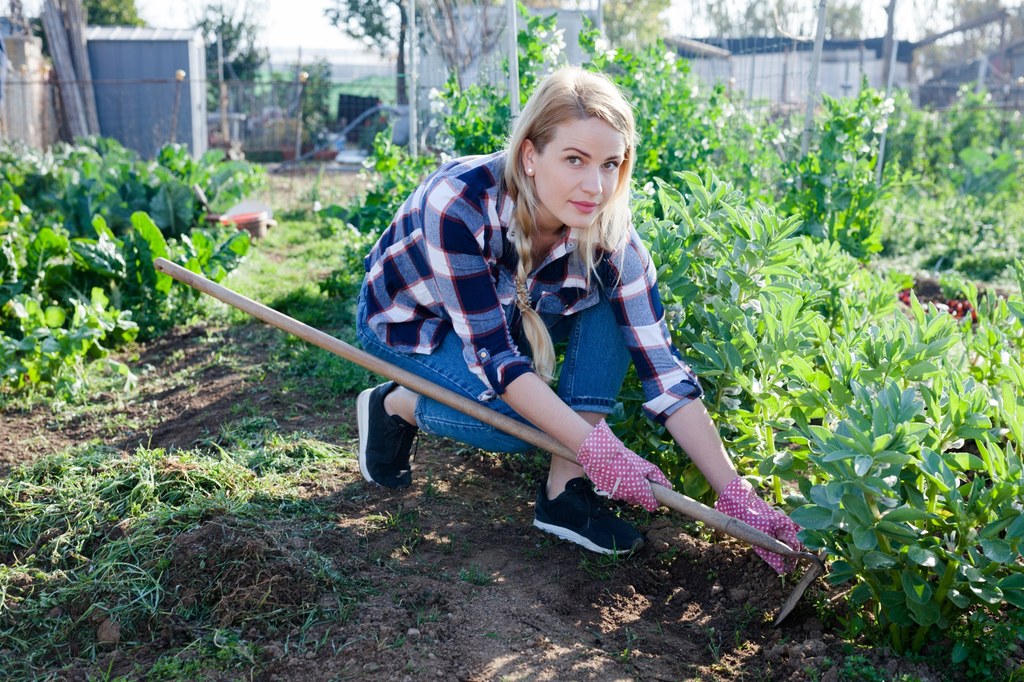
top-left (357, 382), bottom-right (418, 488)
top-left (533, 477), bottom-right (643, 556)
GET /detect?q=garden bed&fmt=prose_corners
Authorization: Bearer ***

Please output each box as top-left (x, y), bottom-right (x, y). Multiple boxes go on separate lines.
top-left (0, 320), bottom-right (976, 681)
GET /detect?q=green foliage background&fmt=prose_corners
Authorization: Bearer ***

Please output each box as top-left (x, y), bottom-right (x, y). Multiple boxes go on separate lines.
top-left (0, 139), bottom-right (264, 404)
top-left (2, 8), bottom-right (1023, 676)
top-left (317, 15), bottom-right (1024, 669)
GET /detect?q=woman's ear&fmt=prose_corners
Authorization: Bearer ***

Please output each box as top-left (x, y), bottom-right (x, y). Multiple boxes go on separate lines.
top-left (520, 139), bottom-right (536, 174)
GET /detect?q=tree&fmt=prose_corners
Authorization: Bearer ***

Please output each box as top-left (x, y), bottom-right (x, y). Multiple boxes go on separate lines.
top-left (324, 0), bottom-right (409, 105)
top-left (194, 1), bottom-right (268, 84)
top-left (325, 1), bottom-right (516, 105)
top-left (603, 0), bottom-right (671, 48)
top-left (83, 0), bottom-right (144, 26)
top-left (419, 1), bottom-right (507, 89)
top-left (681, 0), bottom-right (865, 39)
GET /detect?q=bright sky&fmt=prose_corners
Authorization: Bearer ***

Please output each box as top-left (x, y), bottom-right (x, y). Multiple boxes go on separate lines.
top-left (134, 0), bottom-right (358, 51)
top-left (131, 1), bottom-right (918, 46)
top-left (17, 0), bottom-right (973, 53)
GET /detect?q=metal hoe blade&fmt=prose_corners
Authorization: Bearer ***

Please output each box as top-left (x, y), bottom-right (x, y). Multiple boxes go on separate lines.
top-left (774, 552), bottom-right (826, 626)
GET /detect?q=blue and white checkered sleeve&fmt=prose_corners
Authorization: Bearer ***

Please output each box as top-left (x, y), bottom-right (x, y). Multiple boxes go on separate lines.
top-left (607, 228), bottom-right (704, 424)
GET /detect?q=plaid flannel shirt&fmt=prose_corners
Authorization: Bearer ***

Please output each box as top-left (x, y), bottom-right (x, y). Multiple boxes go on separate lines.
top-left (362, 152), bottom-right (703, 424)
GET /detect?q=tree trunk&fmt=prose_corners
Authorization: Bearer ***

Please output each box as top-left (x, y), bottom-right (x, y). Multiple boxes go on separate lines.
top-left (396, 1), bottom-right (408, 106)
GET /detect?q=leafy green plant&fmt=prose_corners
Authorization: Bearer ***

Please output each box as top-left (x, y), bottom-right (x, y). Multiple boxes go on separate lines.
top-left (0, 207), bottom-right (249, 402)
top-left (0, 135), bottom-right (263, 401)
top-left (949, 609), bottom-right (1024, 681)
top-left (0, 137), bottom-right (263, 239)
top-left (0, 287), bottom-right (137, 398)
top-left (789, 293), bottom-right (1024, 654)
top-left (879, 86), bottom-right (1024, 283)
top-left (781, 84), bottom-right (899, 261)
top-left (618, 171), bottom-right (883, 501)
top-left (616, 171), bottom-right (1024, 665)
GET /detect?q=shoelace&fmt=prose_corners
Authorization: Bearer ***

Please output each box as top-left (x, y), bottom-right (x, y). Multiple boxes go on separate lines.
top-left (383, 416), bottom-right (418, 465)
top-left (578, 483), bottom-right (615, 521)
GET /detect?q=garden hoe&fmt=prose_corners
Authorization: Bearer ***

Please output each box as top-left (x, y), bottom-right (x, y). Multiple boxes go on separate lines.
top-left (153, 257), bottom-right (826, 625)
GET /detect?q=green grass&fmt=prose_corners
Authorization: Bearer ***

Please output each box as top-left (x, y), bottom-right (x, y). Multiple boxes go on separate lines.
top-left (458, 564), bottom-right (495, 586)
top-left (203, 217), bottom-right (379, 402)
top-left (218, 219), bottom-right (352, 323)
top-left (0, 428), bottom-right (368, 679)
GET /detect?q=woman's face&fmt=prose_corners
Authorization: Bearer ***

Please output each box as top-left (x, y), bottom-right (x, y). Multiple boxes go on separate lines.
top-left (521, 117), bottom-right (626, 234)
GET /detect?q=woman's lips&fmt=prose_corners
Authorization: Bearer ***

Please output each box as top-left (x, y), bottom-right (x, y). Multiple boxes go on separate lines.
top-left (570, 201), bottom-right (598, 214)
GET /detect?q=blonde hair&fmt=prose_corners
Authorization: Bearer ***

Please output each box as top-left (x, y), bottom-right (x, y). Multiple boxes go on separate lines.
top-left (503, 66), bottom-right (637, 382)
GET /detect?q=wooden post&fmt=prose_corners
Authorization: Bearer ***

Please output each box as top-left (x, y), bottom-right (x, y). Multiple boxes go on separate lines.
top-left (62, 0), bottom-right (99, 134)
top-left (799, 0), bottom-right (828, 164)
top-left (170, 69), bottom-right (185, 145)
top-left (876, 40), bottom-right (899, 187)
top-left (408, 0), bottom-right (418, 158)
top-left (218, 31), bottom-right (229, 144)
top-left (507, 0), bottom-right (520, 118)
top-left (293, 70), bottom-right (308, 162)
top-left (42, 0), bottom-right (87, 139)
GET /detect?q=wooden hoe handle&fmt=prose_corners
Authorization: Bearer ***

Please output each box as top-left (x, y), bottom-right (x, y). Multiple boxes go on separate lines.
top-left (153, 257), bottom-right (824, 623)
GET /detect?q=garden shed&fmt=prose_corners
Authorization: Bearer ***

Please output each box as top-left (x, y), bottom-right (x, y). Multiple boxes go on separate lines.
top-left (86, 26), bottom-right (207, 157)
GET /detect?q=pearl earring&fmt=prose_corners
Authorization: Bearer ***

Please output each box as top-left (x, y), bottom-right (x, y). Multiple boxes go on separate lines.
top-left (526, 167), bottom-right (533, 175)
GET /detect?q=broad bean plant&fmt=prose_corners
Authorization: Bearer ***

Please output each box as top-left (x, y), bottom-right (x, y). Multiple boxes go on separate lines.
top-left (626, 171), bottom-right (1024, 663)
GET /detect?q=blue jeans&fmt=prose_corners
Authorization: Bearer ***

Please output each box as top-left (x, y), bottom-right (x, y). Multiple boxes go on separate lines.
top-left (355, 292), bottom-right (630, 453)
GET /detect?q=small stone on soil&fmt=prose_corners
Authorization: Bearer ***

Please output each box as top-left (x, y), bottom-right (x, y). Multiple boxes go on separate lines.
top-left (728, 588), bottom-right (749, 602)
top-left (669, 587), bottom-right (691, 602)
top-left (802, 617), bottom-right (823, 632)
top-left (96, 618), bottom-right (121, 645)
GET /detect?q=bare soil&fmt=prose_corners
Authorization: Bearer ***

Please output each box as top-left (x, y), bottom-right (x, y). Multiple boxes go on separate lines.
top-left (0, 319), bottom-right (965, 682)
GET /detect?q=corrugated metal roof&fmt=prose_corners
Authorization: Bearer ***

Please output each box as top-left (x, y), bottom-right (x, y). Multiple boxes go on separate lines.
top-left (86, 26), bottom-right (202, 42)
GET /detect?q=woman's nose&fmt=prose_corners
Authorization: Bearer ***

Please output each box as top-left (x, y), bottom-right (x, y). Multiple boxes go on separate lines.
top-left (580, 167), bottom-right (602, 196)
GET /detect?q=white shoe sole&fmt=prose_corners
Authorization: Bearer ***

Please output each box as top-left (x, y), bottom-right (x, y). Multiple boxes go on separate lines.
top-left (532, 519), bottom-right (639, 556)
top-left (356, 387), bottom-right (375, 485)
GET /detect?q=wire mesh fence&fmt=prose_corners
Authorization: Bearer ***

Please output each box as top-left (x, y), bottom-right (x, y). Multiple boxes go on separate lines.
top-left (3, 2), bottom-right (1024, 165)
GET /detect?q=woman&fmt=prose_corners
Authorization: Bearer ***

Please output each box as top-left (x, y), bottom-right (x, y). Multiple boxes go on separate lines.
top-left (355, 66), bottom-right (799, 570)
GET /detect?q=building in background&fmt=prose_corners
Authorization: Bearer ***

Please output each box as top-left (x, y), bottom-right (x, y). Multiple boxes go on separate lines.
top-left (86, 26), bottom-right (207, 157)
top-left (668, 36), bottom-right (915, 106)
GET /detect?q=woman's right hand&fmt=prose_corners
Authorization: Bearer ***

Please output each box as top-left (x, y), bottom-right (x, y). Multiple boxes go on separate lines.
top-left (714, 476), bottom-right (803, 574)
top-left (576, 420), bottom-right (672, 512)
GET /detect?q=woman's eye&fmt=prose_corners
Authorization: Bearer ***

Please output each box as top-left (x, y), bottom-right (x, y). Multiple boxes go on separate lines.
top-left (566, 156), bottom-right (581, 165)
top-left (603, 161), bottom-right (620, 170)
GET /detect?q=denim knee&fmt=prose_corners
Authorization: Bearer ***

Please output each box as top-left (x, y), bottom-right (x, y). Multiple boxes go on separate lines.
top-left (554, 294), bottom-right (630, 414)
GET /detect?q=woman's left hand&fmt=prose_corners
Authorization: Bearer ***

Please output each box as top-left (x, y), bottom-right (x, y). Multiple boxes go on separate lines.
top-left (714, 477), bottom-right (803, 574)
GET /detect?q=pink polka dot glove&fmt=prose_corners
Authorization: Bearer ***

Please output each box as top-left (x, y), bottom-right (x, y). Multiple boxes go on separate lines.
top-left (576, 420), bottom-right (672, 512)
top-left (714, 476), bottom-right (803, 574)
